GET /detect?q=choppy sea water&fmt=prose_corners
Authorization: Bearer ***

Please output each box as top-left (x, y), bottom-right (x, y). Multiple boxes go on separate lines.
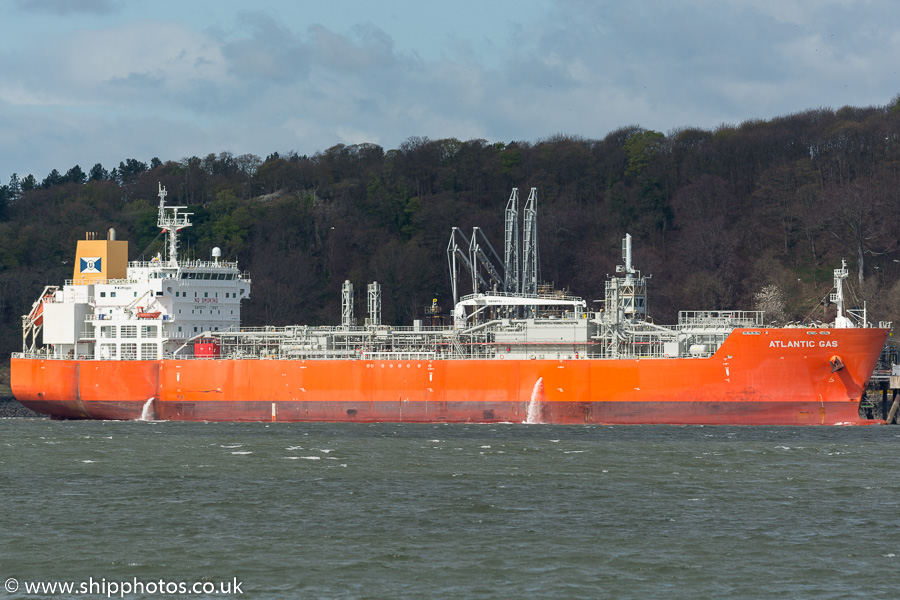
top-left (1, 420), bottom-right (899, 599)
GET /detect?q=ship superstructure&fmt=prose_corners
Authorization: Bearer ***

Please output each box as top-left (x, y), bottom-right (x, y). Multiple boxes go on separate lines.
top-left (21, 184), bottom-right (251, 361)
top-left (10, 185), bottom-right (890, 425)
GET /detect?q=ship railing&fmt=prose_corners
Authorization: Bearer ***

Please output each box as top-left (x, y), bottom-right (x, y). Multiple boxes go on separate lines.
top-left (677, 310), bottom-right (764, 328)
top-left (177, 259), bottom-right (241, 269)
top-left (525, 317), bottom-right (587, 326)
top-left (267, 350), bottom-right (358, 359)
top-left (13, 350), bottom-right (89, 360)
top-left (66, 278), bottom-right (140, 286)
top-left (128, 261), bottom-right (176, 269)
top-left (329, 325), bottom-right (450, 335)
top-left (84, 313), bottom-right (173, 321)
top-left (126, 260), bottom-right (248, 276)
top-left (371, 325), bottom-right (449, 333)
top-left (459, 290), bottom-right (584, 304)
top-left (229, 325), bottom-right (453, 336)
top-left (13, 351), bottom-right (59, 359)
top-left (224, 326), bottom-right (288, 334)
top-left (359, 351), bottom-right (439, 360)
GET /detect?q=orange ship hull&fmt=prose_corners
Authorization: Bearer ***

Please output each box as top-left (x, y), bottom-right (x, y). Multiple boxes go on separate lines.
top-left (11, 328), bottom-right (888, 425)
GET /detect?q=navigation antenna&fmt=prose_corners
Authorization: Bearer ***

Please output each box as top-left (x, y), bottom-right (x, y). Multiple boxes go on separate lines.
top-left (156, 183), bottom-right (192, 267)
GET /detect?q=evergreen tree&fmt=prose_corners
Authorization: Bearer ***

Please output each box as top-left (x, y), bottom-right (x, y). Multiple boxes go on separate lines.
top-left (41, 169), bottom-right (63, 188)
top-left (65, 165), bottom-right (86, 185)
top-left (0, 184), bottom-right (8, 216)
top-left (8, 173), bottom-right (20, 202)
top-left (115, 158), bottom-right (148, 184)
top-left (88, 163), bottom-right (108, 181)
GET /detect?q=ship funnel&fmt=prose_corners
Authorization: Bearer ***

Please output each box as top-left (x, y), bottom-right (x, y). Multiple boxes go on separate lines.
top-left (108, 228), bottom-right (116, 241)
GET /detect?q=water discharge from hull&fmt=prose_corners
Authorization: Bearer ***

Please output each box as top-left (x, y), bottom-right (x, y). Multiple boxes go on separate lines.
top-left (525, 377), bottom-right (544, 424)
top-left (140, 397), bottom-right (156, 421)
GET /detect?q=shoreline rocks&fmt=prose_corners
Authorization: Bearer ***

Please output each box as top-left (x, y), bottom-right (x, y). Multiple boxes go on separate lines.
top-left (0, 396), bottom-right (42, 418)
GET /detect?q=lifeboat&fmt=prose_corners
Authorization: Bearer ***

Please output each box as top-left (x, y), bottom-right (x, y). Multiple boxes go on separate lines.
top-left (136, 306), bottom-right (162, 319)
top-left (30, 294), bottom-right (54, 327)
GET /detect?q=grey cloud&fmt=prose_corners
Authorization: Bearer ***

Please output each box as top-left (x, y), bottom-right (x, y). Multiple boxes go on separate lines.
top-left (107, 71), bottom-right (165, 90)
top-left (311, 23), bottom-right (398, 71)
top-left (222, 12), bottom-right (312, 82)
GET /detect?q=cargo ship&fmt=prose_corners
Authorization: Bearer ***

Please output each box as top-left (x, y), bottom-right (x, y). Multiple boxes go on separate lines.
top-left (10, 185), bottom-right (890, 424)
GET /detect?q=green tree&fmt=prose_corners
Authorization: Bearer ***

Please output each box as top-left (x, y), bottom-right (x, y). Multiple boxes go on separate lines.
top-left (65, 165), bottom-right (86, 185)
top-left (0, 185), bottom-right (8, 218)
top-left (41, 169), bottom-right (63, 188)
top-left (88, 163), bottom-right (109, 181)
top-left (115, 158), bottom-right (148, 184)
top-left (7, 173), bottom-right (20, 202)
top-left (624, 130), bottom-right (665, 178)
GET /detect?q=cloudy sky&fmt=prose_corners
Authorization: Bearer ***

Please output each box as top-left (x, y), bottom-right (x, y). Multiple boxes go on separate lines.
top-left (1, 0), bottom-right (898, 180)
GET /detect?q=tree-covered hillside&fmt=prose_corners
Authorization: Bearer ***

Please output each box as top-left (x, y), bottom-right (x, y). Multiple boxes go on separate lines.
top-left (3, 99), bottom-right (900, 354)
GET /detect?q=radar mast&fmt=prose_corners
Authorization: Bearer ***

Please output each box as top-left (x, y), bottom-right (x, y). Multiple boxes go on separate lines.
top-left (156, 183), bottom-right (192, 267)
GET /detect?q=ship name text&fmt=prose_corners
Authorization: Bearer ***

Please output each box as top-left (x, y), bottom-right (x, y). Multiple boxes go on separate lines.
top-left (769, 340), bottom-right (837, 348)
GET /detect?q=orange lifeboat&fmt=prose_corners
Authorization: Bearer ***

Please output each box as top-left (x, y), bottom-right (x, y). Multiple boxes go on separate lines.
top-left (31, 294), bottom-right (53, 327)
top-left (136, 306), bottom-right (161, 319)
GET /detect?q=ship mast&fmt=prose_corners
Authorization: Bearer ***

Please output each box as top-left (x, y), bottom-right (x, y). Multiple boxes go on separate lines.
top-left (156, 183), bottom-right (192, 267)
top-left (830, 260), bottom-right (866, 328)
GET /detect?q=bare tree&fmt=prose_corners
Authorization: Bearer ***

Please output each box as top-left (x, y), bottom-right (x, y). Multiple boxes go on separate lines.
top-left (821, 182), bottom-right (885, 285)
